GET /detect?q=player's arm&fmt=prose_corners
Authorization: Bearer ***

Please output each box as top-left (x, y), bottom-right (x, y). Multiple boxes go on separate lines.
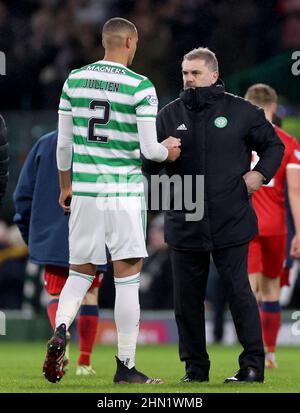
top-left (57, 77), bottom-right (73, 213)
top-left (138, 119), bottom-right (180, 162)
top-left (286, 146), bottom-right (300, 257)
top-left (246, 106), bottom-right (284, 192)
top-left (135, 79), bottom-right (180, 164)
top-left (142, 110), bottom-right (177, 175)
top-left (57, 113), bottom-right (72, 213)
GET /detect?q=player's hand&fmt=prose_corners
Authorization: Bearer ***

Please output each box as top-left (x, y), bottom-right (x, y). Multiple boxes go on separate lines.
top-left (59, 188), bottom-right (72, 214)
top-left (162, 136), bottom-right (181, 162)
top-left (290, 234), bottom-right (300, 258)
top-left (166, 146), bottom-right (181, 162)
top-left (243, 171), bottom-right (265, 195)
top-left (161, 136), bottom-right (181, 150)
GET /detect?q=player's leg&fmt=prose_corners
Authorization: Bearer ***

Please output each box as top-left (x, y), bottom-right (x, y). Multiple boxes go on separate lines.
top-left (249, 273), bottom-right (261, 300)
top-left (43, 263), bottom-right (97, 383)
top-left (54, 196), bottom-right (106, 331)
top-left (106, 196), bottom-right (163, 384)
top-left (44, 265), bottom-right (71, 373)
top-left (76, 274), bottom-right (102, 375)
top-left (113, 257), bottom-right (162, 383)
top-left (248, 237), bottom-right (263, 301)
top-left (44, 265), bottom-right (69, 330)
top-left (55, 263), bottom-right (97, 329)
top-left (113, 257), bottom-right (142, 369)
top-left (76, 287), bottom-right (98, 375)
top-left (43, 197), bottom-right (105, 382)
top-left (108, 197), bottom-right (143, 372)
top-left (259, 275), bottom-right (281, 368)
top-left (258, 235), bottom-right (286, 368)
top-left (45, 264), bottom-right (89, 351)
top-left (47, 294), bottom-right (59, 330)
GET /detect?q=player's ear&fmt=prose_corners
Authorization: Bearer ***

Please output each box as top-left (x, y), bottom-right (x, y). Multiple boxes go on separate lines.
top-left (125, 37), bottom-right (131, 50)
top-left (271, 102), bottom-right (277, 115)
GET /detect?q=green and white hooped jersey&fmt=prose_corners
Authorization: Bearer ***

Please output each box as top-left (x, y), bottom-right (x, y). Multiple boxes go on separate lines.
top-left (58, 60), bottom-right (158, 197)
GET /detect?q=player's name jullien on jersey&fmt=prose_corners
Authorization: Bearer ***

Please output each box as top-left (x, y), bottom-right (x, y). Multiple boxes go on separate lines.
top-left (58, 60), bottom-right (158, 198)
top-left (83, 79), bottom-right (121, 92)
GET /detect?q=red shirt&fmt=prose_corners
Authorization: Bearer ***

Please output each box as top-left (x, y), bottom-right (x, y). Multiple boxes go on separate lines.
top-left (251, 125), bottom-right (300, 236)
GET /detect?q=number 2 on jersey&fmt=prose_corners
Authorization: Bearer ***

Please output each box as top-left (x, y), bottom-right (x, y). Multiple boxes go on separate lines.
top-left (88, 99), bottom-right (111, 143)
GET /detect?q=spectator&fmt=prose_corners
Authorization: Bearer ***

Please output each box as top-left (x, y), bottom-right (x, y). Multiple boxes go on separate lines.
top-left (0, 221), bottom-right (27, 309)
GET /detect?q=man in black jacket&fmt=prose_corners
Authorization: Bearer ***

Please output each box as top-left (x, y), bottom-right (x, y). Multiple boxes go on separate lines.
top-left (0, 114), bottom-right (9, 202)
top-left (143, 47), bottom-right (284, 383)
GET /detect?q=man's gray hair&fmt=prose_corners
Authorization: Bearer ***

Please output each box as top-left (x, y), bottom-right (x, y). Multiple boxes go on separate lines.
top-left (183, 47), bottom-right (219, 72)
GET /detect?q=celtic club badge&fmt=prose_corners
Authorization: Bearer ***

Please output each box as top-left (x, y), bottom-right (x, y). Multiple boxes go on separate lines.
top-left (214, 116), bottom-right (228, 128)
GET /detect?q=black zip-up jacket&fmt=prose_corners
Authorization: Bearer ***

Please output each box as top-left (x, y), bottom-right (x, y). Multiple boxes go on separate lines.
top-left (142, 81), bottom-right (285, 251)
top-left (0, 114), bottom-right (9, 201)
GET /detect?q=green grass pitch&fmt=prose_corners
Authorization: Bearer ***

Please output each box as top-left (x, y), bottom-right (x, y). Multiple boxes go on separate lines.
top-left (0, 343), bottom-right (299, 393)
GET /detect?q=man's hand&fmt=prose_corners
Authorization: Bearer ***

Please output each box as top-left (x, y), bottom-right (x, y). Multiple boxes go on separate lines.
top-left (243, 171), bottom-right (265, 195)
top-left (58, 169), bottom-right (72, 213)
top-left (162, 136), bottom-right (181, 149)
top-left (290, 234), bottom-right (300, 258)
top-left (162, 136), bottom-right (181, 162)
top-left (59, 188), bottom-right (72, 214)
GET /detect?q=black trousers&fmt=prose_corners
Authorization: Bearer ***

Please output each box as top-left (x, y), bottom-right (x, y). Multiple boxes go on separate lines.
top-left (170, 243), bottom-right (265, 376)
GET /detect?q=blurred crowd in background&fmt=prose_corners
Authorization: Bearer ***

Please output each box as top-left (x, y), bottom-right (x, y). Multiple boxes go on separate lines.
top-left (0, 0), bottom-right (300, 341)
top-left (0, 0), bottom-right (299, 110)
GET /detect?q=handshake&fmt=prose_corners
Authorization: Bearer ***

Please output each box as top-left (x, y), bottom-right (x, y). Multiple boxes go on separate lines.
top-left (162, 136), bottom-right (181, 162)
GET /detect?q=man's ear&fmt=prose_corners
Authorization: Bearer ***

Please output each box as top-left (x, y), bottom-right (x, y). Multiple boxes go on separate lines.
top-left (271, 102), bottom-right (277, 116)
top-left (125, 37), bottom-right (131, 50)
top-left (212, 71), bottom-right (219, 83)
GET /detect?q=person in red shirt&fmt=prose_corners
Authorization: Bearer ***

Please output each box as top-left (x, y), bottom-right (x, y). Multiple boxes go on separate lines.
top-left (245, 84), bottom-right (300, 368)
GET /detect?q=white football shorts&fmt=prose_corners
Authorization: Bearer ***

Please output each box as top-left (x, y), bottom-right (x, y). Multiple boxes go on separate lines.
top-left (69, 195), bottom-right (148, 265)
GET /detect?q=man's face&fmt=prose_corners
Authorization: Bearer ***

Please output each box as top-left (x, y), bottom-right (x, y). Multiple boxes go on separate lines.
top-left (182, 59), bottom-right (218, 89)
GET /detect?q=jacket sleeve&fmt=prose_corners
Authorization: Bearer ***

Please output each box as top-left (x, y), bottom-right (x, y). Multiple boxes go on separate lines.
top-left (246, 106), bottom-right (285, 183)
top-left (141, 110), bottom-right (167, 175)
top-left (13, 141), bottom-right (40, 244)
top-left (0, 114), bottom-right (9, 199)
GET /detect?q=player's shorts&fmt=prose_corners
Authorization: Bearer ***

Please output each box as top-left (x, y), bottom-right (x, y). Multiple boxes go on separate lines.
top-left (69, 195), bottom-right (148, 265)
top-left (248, 234), bottom-right (286, 280)
top-left (44, 265), bottom-right (102, 295)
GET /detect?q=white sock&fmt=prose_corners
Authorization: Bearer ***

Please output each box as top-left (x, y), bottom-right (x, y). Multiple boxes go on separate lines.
top-left (266, 352), bottom-right (276, 362)
top-left (55, 270), bottom-right (94, 330)
top-left (114, 273), bottom-right (140, 369)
